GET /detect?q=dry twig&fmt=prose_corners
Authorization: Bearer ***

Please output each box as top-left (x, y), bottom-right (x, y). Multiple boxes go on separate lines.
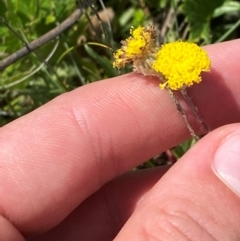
top-left (0, 8), bottom-right (83, 71)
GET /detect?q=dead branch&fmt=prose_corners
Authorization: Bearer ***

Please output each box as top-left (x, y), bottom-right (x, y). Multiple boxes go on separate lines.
top-left (0, 8), bottom-right (82, 71)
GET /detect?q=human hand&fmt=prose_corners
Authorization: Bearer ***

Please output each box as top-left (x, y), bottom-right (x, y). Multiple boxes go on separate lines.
top-left (1, 39), bottom-right (240, 241)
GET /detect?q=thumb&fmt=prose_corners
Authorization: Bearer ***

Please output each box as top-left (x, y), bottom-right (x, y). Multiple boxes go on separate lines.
top-left (115, 123), bottom-right (240, 240)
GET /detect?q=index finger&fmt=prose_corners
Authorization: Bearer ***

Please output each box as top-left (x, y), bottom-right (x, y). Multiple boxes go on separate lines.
top-left (0, 39), bottom-right (239, 236)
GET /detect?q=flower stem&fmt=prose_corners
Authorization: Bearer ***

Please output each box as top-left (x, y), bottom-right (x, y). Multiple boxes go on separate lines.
top-left (167, 88), bottom-right (200, 141)
top-left (180, 88), bottom-right (211, 133)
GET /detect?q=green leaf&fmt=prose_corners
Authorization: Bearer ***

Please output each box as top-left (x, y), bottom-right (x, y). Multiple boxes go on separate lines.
top-left (57, 46), bottom-right (74, 64)
top-left (132, 9), bottom-right (146, 26)
top-left (119, 8), bottom-right (134, 26)
top-left (172, 138), bottom-right (197, 159)
top-left (213, 0), bottom-right (240, 18)
top-left (84, 44), bottom-right (116, 78)
top-left (181, 0), bottom-right (225, 41)
top-left (0, 1), bottom-right (7, 17)
top-left (45, 14), bottom-right (56, 24)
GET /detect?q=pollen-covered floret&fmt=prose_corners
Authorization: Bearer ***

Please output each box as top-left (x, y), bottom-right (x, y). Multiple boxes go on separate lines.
top-left (113, 25), bottom-right (156, 68)
top-left (151, 41), bottom-right (211, 90)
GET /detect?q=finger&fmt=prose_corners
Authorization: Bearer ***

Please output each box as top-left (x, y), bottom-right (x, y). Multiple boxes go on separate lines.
top-left (188, 41), bottom-right (240, 130)
top-left (0, 39), bottom-right (239, 236)
top-left (27, 166), bottom-right (169, 241)
top-left (0, 215), bottom-right (25, 241)
top-left (115, 123), bottom-right (240, 240)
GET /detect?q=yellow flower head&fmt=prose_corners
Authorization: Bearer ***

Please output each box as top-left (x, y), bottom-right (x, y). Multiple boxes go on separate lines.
top-left (151, 41), bottom-right (211, 90)
top-left (113, 25), bottom-right (156, 68)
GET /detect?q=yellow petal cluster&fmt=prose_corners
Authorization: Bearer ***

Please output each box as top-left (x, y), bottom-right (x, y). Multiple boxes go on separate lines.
top-left (113, 25), bottom-right (211, 91)
top-left (113, 26), bottom-right (156, 68)
top-left (151, 41), bottom-right (211, 90)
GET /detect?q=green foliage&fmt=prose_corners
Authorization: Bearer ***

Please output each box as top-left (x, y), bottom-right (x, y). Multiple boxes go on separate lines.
top-left (181, 0), bottom-right (225, 42)
top-left (181, 0), bottom-right (240, 43)
top-left (213, 0), bottom-right (240, 17)
top-left (172, 139), bottom-right (197, 159)
top-left (0, 0), bottom-right (116, 125)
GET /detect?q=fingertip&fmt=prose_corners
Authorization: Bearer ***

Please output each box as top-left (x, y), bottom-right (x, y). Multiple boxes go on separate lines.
top-left (115, 123), bottom-right (240, 240)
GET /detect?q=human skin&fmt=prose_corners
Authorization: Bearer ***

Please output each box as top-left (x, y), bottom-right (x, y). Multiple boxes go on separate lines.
top-left (0, 39), bottom-right (240, 241)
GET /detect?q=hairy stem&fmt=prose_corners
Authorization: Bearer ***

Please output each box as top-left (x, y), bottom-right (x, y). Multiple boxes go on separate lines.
top-left (180, 88), bottom-right (210, 133)
top-left (168, 88), bottom-right (200, 141)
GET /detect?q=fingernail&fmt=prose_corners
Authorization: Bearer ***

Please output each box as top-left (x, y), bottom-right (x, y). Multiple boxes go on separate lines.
top-left (213, 132), bottom-right (240, 196)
